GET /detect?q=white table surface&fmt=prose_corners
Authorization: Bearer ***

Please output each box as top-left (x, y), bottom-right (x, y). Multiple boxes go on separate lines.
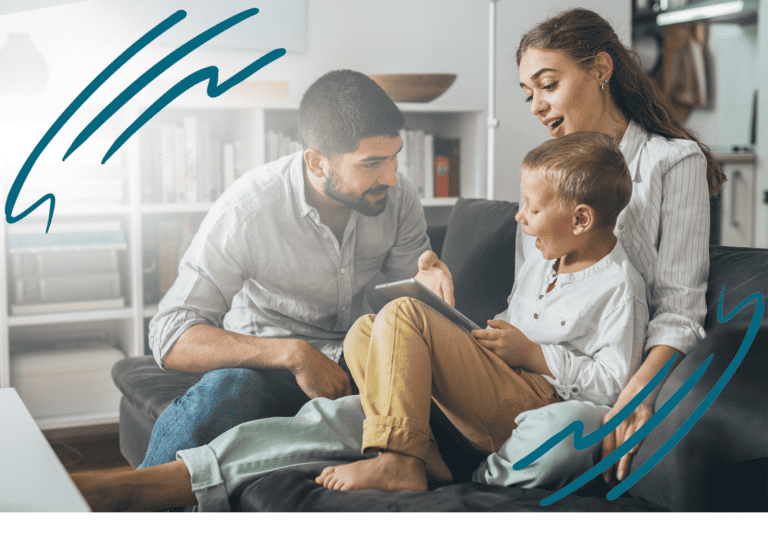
top-left (0, 388), bottom-right (90, 511)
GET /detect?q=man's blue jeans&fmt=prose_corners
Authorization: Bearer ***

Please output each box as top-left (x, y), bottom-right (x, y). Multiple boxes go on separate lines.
top-left (139, 367), bottom-right (314, 468)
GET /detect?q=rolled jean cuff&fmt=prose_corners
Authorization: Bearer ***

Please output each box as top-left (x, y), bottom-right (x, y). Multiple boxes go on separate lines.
top-left (176, 445), bottom-right (230, 512)
top-left (362, 415), bottom-right (431, 461)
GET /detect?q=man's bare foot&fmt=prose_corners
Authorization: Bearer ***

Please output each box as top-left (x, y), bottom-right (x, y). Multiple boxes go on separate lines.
top-left (71, 460), bottom-right (197, 512)
top-left (315, 452), bottom-right (428, 492)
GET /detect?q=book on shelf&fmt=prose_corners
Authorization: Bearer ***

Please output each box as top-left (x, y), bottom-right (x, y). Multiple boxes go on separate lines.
top-left (423, 133), bottom-right (435, 200)
top-left (264, 129), bottom-right (301, 164)
top-left (10, 298), bottom-right (126, 316)
top-left (197, 121), bottom-right (212, 202)
top-left (11, 272), bottom-right (122, 305)
top-left (141, 125), bottom-right (164, 204)
top-left (140, 116), bottom-right (265, 204)
top-left (183, 116), bottom-right (198, 203)
top-left (223, 142), bottom-right (235, 190)
top-left (399, 129), bottom-right (453, 200)
top-left (6, 221), bottom-right (126, 253)
top-left (174, 125), bottom-right (186, 203)
top-left (210, 139), bottom-right (223, 200)
top-left (159, 124), bottom-right (176, 203)
top-left (434, 137), bottom-right (460, 198)
top-left (10, 249), bottom-right (120, 279)
top-left (17, 178), bottom-right (126, 206)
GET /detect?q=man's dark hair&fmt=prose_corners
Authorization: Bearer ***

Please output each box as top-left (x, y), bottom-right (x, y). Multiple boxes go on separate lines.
top-left (298, 70), bottom-right (405, 157)
top-left (522, 132), bottom-right (632, 229)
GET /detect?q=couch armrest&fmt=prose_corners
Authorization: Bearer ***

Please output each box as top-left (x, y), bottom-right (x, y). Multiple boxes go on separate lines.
top-left (627, 310), bottom-right (767, 511)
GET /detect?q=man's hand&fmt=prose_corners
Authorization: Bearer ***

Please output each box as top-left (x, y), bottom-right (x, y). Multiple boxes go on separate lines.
top-left (414, 250), bottom-right (455, 306)
top-left (472, 319), bottom-right (531, 368)
top-left (285, 340), bottom-right (352, 400)
top-left (600, 397), bottom-right (653, 483)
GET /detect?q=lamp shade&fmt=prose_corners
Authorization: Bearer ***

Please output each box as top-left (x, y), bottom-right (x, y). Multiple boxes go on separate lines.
top-left (0, 33), bottom-right (49, 96)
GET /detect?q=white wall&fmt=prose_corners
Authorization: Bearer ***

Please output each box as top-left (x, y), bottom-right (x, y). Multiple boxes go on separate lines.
top-left (1, 1), bottom-right (489, 108)
top-left (756, 1), bottom-right (768, 248)
top-left (492, 1), bottom-right (631, 203)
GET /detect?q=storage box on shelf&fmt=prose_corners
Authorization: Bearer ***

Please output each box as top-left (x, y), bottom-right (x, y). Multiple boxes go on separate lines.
top-left (1, 93), bottom-right (486, 428)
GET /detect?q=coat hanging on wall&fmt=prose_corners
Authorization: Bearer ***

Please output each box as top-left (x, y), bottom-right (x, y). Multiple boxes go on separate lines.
top-left (661, 21), bottom-right (711, 123)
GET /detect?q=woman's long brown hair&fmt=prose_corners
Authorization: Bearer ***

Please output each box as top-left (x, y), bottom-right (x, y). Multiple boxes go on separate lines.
top-left (517, 8), bottom-right (725, 196)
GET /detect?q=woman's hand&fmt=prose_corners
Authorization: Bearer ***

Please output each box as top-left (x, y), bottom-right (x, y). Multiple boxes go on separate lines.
top-left (600, 345), bottom-right (683, 482)
top-left (600, 395), bottom-right (653, 483)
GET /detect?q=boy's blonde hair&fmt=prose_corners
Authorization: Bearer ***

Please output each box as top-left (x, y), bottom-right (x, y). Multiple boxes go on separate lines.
top-left (522, 132), bottom-right (632, 228)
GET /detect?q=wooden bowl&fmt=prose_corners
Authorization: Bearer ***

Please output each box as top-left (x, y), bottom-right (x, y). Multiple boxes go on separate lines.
top-left (368, 74), bottom-right (457, 103)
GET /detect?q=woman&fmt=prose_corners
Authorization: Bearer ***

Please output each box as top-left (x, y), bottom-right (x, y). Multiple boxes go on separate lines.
top-left (474, 7), bottom-right (724, 488)
top-left (74, 9), bottom-right (724, 511)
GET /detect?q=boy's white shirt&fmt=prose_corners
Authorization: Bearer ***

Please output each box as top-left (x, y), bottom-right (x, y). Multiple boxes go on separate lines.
top-left (497, 239), bottom-right (648, 406)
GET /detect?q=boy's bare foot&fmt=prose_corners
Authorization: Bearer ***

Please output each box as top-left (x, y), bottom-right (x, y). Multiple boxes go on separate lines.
top-left (315, 452), bottom-right (428, 492)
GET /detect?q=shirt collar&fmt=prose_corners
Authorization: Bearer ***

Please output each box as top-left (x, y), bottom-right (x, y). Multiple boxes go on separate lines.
top-left (619, 119), bottom-right (647, 183)
top-left (288, 151), bottom-right (315, 218)
top-left (549, 239), bottom-right (625, 286)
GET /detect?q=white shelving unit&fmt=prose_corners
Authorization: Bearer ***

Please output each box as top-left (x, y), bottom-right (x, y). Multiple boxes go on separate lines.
top-left (1, 91), bottom-right (486, 429)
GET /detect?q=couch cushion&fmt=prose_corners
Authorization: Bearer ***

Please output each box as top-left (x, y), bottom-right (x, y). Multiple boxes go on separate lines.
top-left (440, 198), bottom-right (519, 327)
top-left (626, 244), bottom-right (768, 510)
top-left (234, 464), bottom-right (662, 511)
top-left (111, 357), bottom-right (203, 421)
top-left (705, 245), bottom-right (768, 330)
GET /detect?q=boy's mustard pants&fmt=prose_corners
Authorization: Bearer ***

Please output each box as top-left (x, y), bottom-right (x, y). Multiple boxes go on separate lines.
top-left (343, 296), bottom-right (561, 481)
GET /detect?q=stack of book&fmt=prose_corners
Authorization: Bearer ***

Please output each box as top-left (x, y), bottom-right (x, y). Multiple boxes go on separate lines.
top-left (265, 129), bottom-right (302, 164)
top-left (398, 130), bottom-right (460, 199)
top-left (141, 117), bottom-right (259, 204)
top-left (7, 221), bottom-right (127, 315)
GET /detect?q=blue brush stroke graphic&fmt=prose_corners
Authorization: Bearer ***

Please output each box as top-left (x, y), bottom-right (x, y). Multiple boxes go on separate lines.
top-left (514, 286), bottom-right (764, 506)
top-left (4, 8), bottom-right (285, 232)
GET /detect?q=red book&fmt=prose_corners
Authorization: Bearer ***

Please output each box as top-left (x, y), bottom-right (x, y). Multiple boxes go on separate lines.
top-left (434, 137), bottom-right (460, 197)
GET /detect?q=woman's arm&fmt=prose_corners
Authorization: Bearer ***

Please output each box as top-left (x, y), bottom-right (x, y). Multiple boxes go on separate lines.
top-left (600, 140), bottom-right (711, 482)
top-left (600, 344), bottom-right (685, 482)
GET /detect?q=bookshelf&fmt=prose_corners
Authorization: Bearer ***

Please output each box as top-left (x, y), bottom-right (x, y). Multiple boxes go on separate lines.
top-left (0, 92), bottom-right (486, 429)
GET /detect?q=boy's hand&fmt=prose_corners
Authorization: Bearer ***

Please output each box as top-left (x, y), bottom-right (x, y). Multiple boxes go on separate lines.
top-left (472, 319), bottom-right (530, 368)
top-left (414, 250), bottom-right (455, 306)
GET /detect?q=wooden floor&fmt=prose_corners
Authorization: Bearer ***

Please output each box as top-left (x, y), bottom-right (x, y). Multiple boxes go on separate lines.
top-left (47, 432), bottom-right (133, 476)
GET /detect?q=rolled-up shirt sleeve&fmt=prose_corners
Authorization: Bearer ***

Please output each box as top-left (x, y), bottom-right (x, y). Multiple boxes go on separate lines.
top-left (540, 297), bottom-right (648, 407)
top-left (380, 174), bottom-right (431, 281)
top-left (645, 144), bottom-right (708, 355)
top-left (148, 209), bottom-right (251, 368)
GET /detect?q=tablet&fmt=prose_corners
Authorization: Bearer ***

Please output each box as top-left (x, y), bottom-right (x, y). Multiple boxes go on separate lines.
top-left (374, 278), bottom-right (481, 333)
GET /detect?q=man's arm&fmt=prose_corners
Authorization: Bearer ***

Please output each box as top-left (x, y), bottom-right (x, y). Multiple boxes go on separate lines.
top-left (164, 324), bottom-right (352, 399)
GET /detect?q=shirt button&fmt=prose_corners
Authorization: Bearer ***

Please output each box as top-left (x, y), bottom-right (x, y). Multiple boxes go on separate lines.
top-left (340, 268), bottom-right (346, 274)
top-left (619, 224), bottom-right (624, 230)
top-left (539, 295), bottom-right (543, 300)
top-left (534, 314), bottom-right (538, 319)
top-left (561, 321), bottom-right (565, 326)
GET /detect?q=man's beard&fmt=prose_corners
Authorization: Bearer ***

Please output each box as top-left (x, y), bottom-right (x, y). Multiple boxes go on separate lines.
top-left (323, 171), bottom-right (388, 216)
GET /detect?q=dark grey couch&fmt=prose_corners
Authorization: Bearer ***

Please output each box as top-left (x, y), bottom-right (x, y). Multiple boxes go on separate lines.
top-left (112, 198), bottom-right (768, 511)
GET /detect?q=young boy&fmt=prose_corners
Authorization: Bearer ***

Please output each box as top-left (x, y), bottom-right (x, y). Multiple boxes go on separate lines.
top-left (315, 131), bottom-right (649, 492)
top-left (74, 132), bottom-right (648, 510)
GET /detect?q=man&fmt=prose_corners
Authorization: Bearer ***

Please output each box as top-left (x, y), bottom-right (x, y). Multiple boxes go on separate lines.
top-left (140, 69), bottom-right (453, 468)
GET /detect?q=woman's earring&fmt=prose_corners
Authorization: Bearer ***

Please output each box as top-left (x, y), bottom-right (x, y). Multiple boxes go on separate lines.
top-left (601, 79), bottom-right (609, 93)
